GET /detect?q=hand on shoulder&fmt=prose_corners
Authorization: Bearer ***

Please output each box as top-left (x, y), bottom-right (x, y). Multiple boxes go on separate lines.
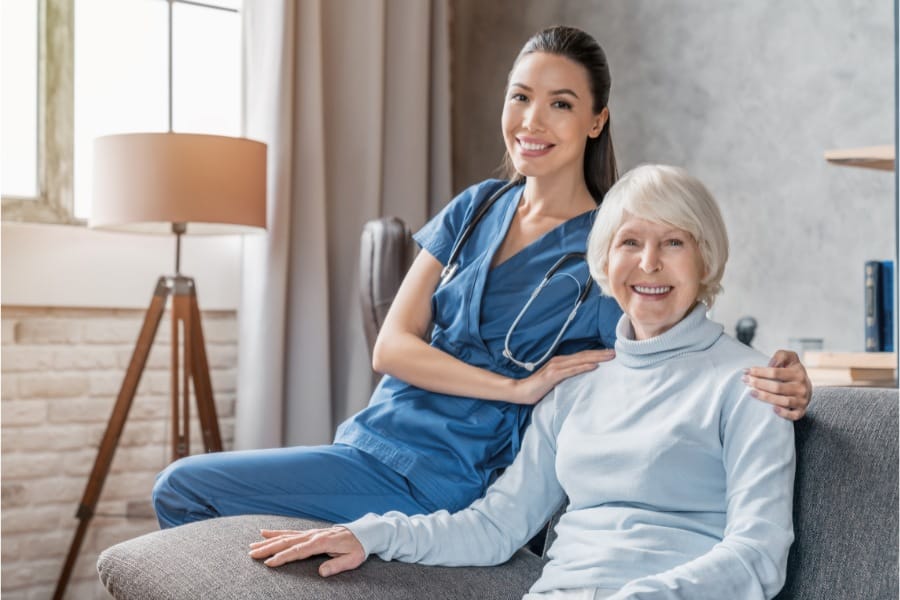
top-left (509, 348), bottom-right (615, 405)
top-left (743, 350), bottom-right (812, 421)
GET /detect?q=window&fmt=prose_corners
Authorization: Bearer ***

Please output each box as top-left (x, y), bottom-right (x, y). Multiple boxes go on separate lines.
top-left (1, 0), bottom-right (242, 223)
top-left (1, 0), bottom-right (40, 199)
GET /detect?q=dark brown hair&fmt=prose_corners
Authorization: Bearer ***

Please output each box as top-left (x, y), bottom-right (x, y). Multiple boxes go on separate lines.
top-left (502, 26), bottom-right (618, 205)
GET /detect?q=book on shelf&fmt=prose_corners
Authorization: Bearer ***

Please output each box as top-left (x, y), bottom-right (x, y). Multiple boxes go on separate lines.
top-left (803, 351), bottom-right (897, 369)
top-left (881, 260), bottom-right (894, 352)
top-left (865, 259), bottom-right (894, 352)
top-left (806, 367), bottom-right (896, 386)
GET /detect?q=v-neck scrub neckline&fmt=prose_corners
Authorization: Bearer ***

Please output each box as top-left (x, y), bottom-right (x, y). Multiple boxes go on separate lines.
top-left (488, 207), bottom-right (597, 276)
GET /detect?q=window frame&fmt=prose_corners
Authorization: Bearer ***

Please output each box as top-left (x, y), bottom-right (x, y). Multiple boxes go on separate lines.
top-left (2, 0), bottom-right (76, 224)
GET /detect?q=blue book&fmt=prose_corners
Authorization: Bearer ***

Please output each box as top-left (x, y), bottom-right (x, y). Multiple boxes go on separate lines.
top-left (880, 260), bottom-right (894, 352)
top-left (865, 261), bottom-right (881, 351)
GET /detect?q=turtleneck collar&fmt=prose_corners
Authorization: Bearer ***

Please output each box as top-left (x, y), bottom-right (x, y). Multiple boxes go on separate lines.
top-left (614, 303), bottom-right (724, 368)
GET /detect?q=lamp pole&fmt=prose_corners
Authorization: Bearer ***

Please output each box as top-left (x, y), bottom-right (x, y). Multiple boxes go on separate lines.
top-left (173, 222), bottom-right (186, 275)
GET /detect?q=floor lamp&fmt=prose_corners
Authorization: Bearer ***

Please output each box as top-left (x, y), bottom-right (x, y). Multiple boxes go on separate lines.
top-left (53, 132), bottom-right (266, 599)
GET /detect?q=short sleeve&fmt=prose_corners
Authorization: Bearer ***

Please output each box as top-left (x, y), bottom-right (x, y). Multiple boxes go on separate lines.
top-left (413, 179), bottom-right (506, 266)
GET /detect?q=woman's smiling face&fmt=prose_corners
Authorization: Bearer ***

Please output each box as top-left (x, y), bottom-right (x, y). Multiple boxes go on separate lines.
top-left (501, 51), bottom-right (606, 182)
top-left (605, 214), bottom-right (706, 340)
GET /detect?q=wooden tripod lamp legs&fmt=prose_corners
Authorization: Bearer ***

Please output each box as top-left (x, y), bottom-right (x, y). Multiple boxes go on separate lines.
top-left (53, 276), bottom-right (222, 600)
top-left (169, 278), bottom-right (223, 459)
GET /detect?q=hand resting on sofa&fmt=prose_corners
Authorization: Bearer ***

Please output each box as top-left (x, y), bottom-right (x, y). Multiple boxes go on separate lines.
top-left (250, 526), bottom-right (366, 576)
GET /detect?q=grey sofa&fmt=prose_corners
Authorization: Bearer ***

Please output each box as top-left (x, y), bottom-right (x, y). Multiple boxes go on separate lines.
top-left (97, 386), bottom-right (898, 599)
top-left (97, 219), bottom-right (899, 598)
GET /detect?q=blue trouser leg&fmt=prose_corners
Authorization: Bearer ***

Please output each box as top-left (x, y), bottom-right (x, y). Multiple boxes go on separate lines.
top-left (152, 443), bottom-right (435, 528)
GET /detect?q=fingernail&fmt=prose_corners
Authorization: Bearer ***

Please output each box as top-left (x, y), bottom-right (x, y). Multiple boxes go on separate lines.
top-left (742, 368), bottom-right (749, 374)
top-left (750, 390), bottom-right (759, 398)
top-left (741, 375), bottom-right (749, 384)
top-left (320, 567), bottom-right (331, 577)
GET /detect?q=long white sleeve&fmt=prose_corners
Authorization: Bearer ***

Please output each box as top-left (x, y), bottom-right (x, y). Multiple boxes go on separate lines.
top-left (606, 382), bottom-right (795, 600)
top-left (343, 392), bottom-right (570, 566)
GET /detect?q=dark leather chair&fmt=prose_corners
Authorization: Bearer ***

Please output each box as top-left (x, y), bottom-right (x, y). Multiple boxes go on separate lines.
top-left (358, 217), bottom-right (418, 357)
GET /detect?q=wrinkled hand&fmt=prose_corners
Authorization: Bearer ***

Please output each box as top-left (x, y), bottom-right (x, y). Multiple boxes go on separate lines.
top-left (743, 350), bottom-right (812, 421)
top-left (248, 527), bottom-right (366, 576)
top-left (511, 348), bottom-right (615, 405)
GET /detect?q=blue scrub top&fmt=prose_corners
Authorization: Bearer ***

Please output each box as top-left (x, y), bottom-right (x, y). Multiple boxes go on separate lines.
top-left (335, 179), bottom-right (622, 512)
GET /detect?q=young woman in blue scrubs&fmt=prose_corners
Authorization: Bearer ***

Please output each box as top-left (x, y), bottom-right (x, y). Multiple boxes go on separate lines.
top-left (153, 26), bottom-right (811, 528)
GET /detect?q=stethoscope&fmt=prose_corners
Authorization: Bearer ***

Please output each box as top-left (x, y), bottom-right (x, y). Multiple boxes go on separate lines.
top-left (439, 180), bottom-right (594, 372)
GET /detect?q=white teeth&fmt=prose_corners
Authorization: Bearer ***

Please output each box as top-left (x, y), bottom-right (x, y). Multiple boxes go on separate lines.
top-left (634, 285), bottom-right (671, 294)
top-left (520, 141), bottom-right (549, 151)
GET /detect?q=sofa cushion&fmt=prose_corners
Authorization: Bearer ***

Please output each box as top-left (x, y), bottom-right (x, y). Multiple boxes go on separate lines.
top-left (97, 515), bottom-right (543, 600)
top-left (98, 386), bottom-right (898, 599)
top-left (776, 386), bottom-right (898, 600)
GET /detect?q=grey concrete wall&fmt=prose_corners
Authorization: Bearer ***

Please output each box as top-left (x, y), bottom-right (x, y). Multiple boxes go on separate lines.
top-left (450, 0), bottom-right (895, 355)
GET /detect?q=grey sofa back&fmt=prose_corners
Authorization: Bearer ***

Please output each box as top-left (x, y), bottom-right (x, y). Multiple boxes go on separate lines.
top-left (776, 385), bottom-right (898, 599)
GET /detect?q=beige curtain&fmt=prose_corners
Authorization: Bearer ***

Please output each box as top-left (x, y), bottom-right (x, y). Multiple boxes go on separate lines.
top-left (236, 0), bottom-right (452, 449)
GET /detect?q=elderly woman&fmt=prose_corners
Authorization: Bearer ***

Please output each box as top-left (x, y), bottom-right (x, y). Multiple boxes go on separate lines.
top-left (249, 164), bottom-right (796, 600)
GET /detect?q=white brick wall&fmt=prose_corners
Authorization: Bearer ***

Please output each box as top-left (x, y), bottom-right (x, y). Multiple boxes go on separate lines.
top-left (1, 306), bottom-right (238, 599)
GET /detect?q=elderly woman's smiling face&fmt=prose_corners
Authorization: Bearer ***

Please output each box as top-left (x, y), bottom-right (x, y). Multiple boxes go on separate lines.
top-left (605, 214), bottom-right (706, 340)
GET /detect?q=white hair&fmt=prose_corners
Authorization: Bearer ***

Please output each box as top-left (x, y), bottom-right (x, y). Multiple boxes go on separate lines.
top-left (587, 164), bottom-right (729, 307)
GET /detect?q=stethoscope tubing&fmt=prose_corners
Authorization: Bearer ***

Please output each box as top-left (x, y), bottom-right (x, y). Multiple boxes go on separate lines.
top-left (440, 180), bottom-right (523, 287)
top-left (437, 178), bottom-right (595, 373)
top-left (502, 252), bottom-right (593, 371)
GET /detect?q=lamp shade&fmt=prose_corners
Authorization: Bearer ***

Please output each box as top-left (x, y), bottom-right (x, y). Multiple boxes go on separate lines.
top-left (90, 132), bottom-right (267, 234)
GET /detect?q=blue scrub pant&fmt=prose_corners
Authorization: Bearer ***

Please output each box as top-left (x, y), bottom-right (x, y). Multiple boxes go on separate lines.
top-left (152, 443), bottom-right (437, 529)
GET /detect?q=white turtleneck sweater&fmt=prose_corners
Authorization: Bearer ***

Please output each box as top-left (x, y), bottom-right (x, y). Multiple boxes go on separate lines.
top-left (344, 305), bottom-right (796, 599)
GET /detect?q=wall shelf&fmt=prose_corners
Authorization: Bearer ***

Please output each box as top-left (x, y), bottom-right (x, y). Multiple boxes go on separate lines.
top-left (824, 145), bottom-right (895, 171)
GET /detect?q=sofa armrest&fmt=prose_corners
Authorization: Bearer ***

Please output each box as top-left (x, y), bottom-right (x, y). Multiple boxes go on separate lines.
top-left (97, 515), bottom-right (543, 600)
